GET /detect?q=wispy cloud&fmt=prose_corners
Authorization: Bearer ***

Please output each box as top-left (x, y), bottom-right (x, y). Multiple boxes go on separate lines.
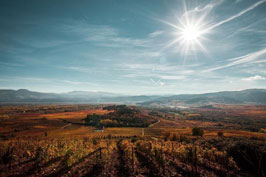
top-left (13, 76), bottom-right (51, 82)
top-left (59, 80), bottom-right (98, 86)
top-left (61, 66), bottom-right (91, 73)
top-left (150, 78), bottom-right (165, 86)
top-left (0, 76), bottom-right (97, 86)
top-left (6, 20), bottom-right (156, 50)
top-left (183, 0), bottom-right (223, 17)
top-left (204, 48), bottom-right (266, 72)
top-left (160, 75), bottom-right (185, 80)
top-left (242, 75), bottom-right (266, 81)
top-left (148, 30), bottom-right (165, 38)
top-left (207, 0), bottom-right (266, 30)
top-left (59, 22), bottom-right (151, 48)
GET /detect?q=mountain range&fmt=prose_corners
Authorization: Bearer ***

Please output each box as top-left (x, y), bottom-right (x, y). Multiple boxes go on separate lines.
top-left (0, 89), bottom-right (265, 105)
top-left (0, 89), bottom-right (159, 104)
top-left (140, 89), bottom-right (266, 106)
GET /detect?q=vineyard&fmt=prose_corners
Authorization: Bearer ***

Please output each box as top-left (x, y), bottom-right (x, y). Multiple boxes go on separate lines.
top-left (2, 135), bottom-right (262, 177)
top-left (0, 105), bottom-right (266, 176)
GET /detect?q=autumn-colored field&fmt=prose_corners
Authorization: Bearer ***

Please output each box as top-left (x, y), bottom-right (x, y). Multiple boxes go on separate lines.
top-left (16, 109), bottom-right (111, 120)
top-left (0, 104), bottom-right (266, 176)
top-left (197, 104), bottom-right (266, 119)
top-left (151, 118), bottom-right (221, 129)
top-left (0, 104), bottom-right (266, 140)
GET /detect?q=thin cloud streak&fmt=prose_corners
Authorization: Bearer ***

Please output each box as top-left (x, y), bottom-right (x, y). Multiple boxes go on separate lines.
top-left (204, 48), bottom-right (266, 72)
top-left (0, 76), bottom-right (97, 86)
top-left (206, 0), bottom-right (266, 31)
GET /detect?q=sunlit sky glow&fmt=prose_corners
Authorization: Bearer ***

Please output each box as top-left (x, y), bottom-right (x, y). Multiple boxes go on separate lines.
top-left (0, 0), bottom-right (266, 95)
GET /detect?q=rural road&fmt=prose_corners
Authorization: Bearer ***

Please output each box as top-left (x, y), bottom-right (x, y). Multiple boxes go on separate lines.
top-left (148, 120), bottom-right (160, 128)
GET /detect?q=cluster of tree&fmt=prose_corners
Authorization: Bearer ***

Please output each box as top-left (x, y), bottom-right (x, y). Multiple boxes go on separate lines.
top-left (84, 105), bottom-right (156, 128)
top-left (192, 127), bottom-right (204, 137)
top-left (103, 105), bottom-right (140, 115)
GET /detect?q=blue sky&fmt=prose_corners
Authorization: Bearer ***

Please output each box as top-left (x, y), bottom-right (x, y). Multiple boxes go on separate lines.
top-left (0, 0), bottom-right (266, 95)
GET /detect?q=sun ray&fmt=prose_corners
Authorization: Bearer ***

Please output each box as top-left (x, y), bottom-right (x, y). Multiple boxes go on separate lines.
top-left (158, 1), bottom-right (212, 58)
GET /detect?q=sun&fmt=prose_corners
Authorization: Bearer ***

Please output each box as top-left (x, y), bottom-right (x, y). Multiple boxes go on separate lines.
top-left (175, 20), bottom-right (208, 55)
top-left (181, 24), bottom-right (202, 41)
top-left (159, 8), bottom-right (211, 56)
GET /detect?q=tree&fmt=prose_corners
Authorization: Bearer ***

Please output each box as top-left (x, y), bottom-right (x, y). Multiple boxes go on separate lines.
top-left (171, 133), bottom-right (178, 141)
top-left (217, 131), bottom-right (224, 137)
top-left (164, 132), bottom-right (171, 141)
top-left (192, 127), bottom-right (204, 137)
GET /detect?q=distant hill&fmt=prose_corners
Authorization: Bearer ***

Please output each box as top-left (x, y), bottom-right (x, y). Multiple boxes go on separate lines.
top-left (140, 89), bottom-right (266, 106)
top-left (0, 89), bottom-right (60, 103)
top-left (0, 89), bottom-right (160, 104)
top-left (0, 88), bottom-right (265, 105)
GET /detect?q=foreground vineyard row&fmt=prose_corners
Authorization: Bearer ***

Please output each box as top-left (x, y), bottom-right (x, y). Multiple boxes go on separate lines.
top-left (0, 136), bottom-right (244, 177)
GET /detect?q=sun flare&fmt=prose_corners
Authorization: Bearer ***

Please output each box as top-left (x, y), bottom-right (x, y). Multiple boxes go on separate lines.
top-left (175, 19), bottom-right (209, 55)
top-left (181, 24), bottom-right (202, 41)
top-left (160, 6), bottom-right (211, 56)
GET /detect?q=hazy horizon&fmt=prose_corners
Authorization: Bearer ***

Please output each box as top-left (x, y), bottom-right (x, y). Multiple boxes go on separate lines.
top-left (1, 0), bottom-right (266, 95)
top-left (0, 87), bottom-right (265, 96)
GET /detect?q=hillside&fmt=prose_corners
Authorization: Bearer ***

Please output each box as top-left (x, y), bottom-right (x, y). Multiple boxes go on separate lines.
top-left (0, 89), bottom-right (266, 105)
top-left (0, 89), bottom-right (160, 104)
top-left (140, 89), bottom-right (266, 106)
